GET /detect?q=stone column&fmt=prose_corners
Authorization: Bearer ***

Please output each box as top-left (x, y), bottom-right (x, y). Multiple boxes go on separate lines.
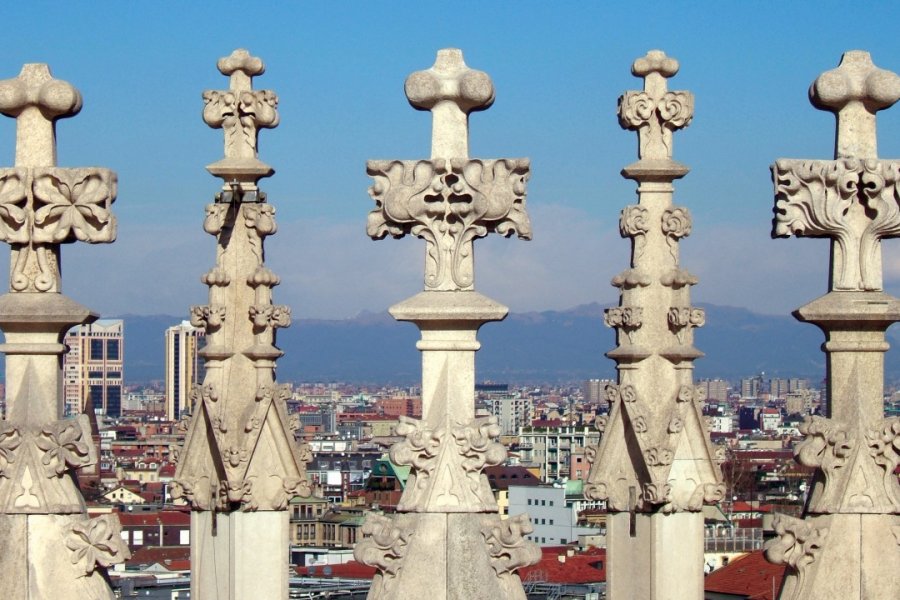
top-left (171, 49), bottom-right (311, 600)
top-left (584, 51), bottom-right (724, 600)
top-left (353, 48), bottom-right (540, 600)
top-left (0, 64), bottom-right (129, 599)
top-left (764, 50), bottom-right (900, 600)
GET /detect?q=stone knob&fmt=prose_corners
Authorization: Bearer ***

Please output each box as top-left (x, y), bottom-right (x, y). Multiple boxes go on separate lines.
top-left (632, 50), bottom-right (679, 79)
top-left (405, 48), bottom-right (494, 114)
top-left (811, 50), bottom-right (900, 114)
top-left (0, 63), bottom-right (81, 120)
top-left (217, 48), bottom-right (265, 78)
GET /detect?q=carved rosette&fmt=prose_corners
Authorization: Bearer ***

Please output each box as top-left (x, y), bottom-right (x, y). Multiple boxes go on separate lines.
top-left (605, 306), bottom-right (643, 343)
top-left (0, 166), bottom-right (116, 292)
top-left (354, 513), bottom-right (413, 597)
top-left (65, 515), bottom-right (131, 575)
top-left (667, 306), bottom-right (705, 344)
top-left (619, 205), bottom-right (650, 261)
top-left (0, 412), bottom-right (98, 513)
top-left (481, 513), bottom-right (542, 577)
top-left (618, 88), bottom-right (693, 159)
top-left (35, 420), bottom-right (93, 476)
top-left (366, 158), bottom-right (531, 291)
top-left (661, 206), bottom-right (692, 260)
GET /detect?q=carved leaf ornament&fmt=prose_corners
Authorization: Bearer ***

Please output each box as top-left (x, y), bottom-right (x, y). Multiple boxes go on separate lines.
top-left (367, 158), bottom-right (531, 290)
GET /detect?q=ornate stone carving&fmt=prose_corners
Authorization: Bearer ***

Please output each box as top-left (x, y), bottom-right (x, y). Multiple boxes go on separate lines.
top-left (611, 267), bottom-right (651, 289)
top-left (452, 416), bottom-right (507, 476)
top-left (249, 303), bottom-right (291, 330)
top-left (0, 423), bottom-right (21, 474)
top-left (661, 206), bottom-right (692, 259)
top-left (367, 158), bottom-right (531, 291)
top-left (667, 306), bottom-right (705, 343)
top-left (617, 51), bottom-right (693, 161)
top-left (190, 303), bottom-right (226, 331)
top-left (65, 515), bottom-right (131, 575)
top-left (482, 513), bottom-right (542, 576)
top-left (866, 416), bottom-right (900, 475)
top-left (392, 415), bottom-right (504, 510)
top-left (366, 48), bottom-right (532, 597)
top-left (0, 166), bottom-right (116, 292)
top-left (604, 383), bottom-right (637, 405)
top-left (35, 420), bottom-right (92, 476)
top-left (619, 205), bottom-right (650, 260)
top-left (604, 306), bottom-right (643, 343)
top-left (765, 514), bottom-right (828, 597)
top-left (203, 202), bottom-right (229, 235)
top-left (203, 49), bottom-right (278, 161)
top-left (31, 168), bottom-right (116, 244)
top-left (795, 415), bottom-right (853, 472)
top-left (660, 267), bottom-right (698, 288)
top-left (390, 417), bottom-right (442, 486)
top-left (354, 513), bottom-right (412, 597)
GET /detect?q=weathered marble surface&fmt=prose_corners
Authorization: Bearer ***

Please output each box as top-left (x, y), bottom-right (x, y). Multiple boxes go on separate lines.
top-left (354, 48), bottom-right (539, 599)
top-left (584, 51), bottom-right (723, 600)
top-left (171, 49), bottom-right (311, 600)
top-left (0, 64), bottom-right (127, 600)
top-left (765, 50), bottom-right (900, 600)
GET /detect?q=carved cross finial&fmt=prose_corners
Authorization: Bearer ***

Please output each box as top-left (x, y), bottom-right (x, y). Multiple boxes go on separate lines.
top-left (811, 50), bottom-right (900, 159)
top-left (0, 64), bottom-right (82, 168)
top-left (203, 49), bottom-right (278, 167)
top-left (0, 64), bottom-right (116, 294)
top-left (773, 52), bottom-right (900, 291)
top-left (619, 50), bottom-right (693, 161)
top-left (217, 48), bottom-right (265, 93)
top-left (405, 48), bottom-right (495, 159)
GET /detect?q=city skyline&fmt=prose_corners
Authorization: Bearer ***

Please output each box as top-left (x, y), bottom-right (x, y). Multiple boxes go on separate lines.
top-left (0, 4), bottom-right (899, 320)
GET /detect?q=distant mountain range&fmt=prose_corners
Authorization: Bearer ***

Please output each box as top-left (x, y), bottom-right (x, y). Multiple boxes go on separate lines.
top-left (113, 303), bottom-right (900, 385)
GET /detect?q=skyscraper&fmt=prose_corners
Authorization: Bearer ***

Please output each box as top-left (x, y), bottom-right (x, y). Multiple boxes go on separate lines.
top-left (63, 319), bottom-right (125, 417)
top-left (165, 321), bottom-right (205, 421)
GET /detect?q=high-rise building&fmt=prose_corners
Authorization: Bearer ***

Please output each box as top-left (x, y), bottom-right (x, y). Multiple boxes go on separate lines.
top-left (165, 321), bottom-right (205, 421)
top-left (582, 378), bottom-right (614, 403)
top-left (697, 378), bottom-right (729, 402)
top-left (488, 395), bottom-right (533, 436)
top-left (63, 320), bottom-right (125, 417)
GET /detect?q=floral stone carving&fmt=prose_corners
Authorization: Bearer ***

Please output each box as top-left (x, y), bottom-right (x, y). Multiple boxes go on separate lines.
top-left (367, 158), bottom-right (531, 291)
top-left (65, 515), bottom-right (131, 575)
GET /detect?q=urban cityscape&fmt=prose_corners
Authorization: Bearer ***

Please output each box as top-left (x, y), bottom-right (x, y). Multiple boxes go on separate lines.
top-left (5, 316), bottom-right (893, 598)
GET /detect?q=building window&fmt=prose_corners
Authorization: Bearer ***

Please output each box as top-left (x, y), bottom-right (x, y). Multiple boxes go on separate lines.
top-left (88, 371), bottom-right (103, 379)
top-left (89, 340), bottom-right (104, 361)
top-left (106, 339), bottom-right (120, 361)
top-left (527, 499), bottom-right (531, 505)
top-left (549, 519), bottom-right (554, 525)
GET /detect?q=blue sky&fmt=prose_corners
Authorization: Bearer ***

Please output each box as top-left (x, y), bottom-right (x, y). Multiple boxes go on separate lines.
top-left (1, 2), bottom-right (899, 318)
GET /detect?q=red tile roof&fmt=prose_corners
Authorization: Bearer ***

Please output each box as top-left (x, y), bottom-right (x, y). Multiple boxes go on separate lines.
top-left (129, 545), bottom-right (191, 567)
top-left (295, 561), bottom-right (376, 579)
top-left (116, 509), bottom-right (190, 527)
top-left (704, 550), bottom-right (786, 600)
top-left (519, 547), bottom-right (606, 584)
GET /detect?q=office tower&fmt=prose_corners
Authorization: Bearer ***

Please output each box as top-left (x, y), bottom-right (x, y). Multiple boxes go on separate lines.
top-left (165, 321), bottom-right (205, 421)
top-left (63, 319), bottom-right (125, 417)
